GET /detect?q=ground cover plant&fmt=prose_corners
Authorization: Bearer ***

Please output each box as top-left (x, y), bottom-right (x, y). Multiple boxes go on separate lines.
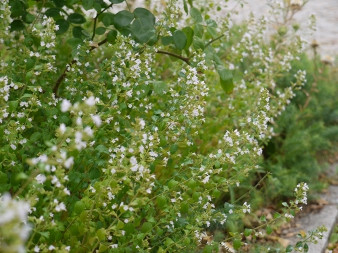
top-left (0, 0), bottom-right (334, 252)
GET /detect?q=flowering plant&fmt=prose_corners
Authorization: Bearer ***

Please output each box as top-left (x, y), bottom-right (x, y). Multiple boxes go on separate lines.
top-left (0, 0), bottom-right (329, 252)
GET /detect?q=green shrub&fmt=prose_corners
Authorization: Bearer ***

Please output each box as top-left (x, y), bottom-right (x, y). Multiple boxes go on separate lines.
top-left (0, 0), bottom-right (332, 252)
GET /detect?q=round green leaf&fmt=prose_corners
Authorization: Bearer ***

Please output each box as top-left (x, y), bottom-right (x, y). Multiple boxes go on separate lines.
top-left (141, 222), bottom-right (152, 233)
top-left (156, 195), bottom-right (167, 208)
top-left (10, 20), bottom-right (25, 31)
top-left (113, 10), bottom-right (134, 28)
top-left (55, 19), bottom-right (69, 35)
top-left (133, 8), bottom-right (155, 26)
top-left (130, 18), bottom-right (156, 43)
top-left (95, 27), bottom-right (106, 35)
top-left (101, 13), bottom-right (115, 27)
top-left (182, 26), bottom-right (194, 49)
top-left (68, 13), bottom-right (86, 24)
top-left (173, 30), bottom-right (187, 50)
top-left (52, 0), bottom-right (66, 7)
top-left (9, 0), bottom-right (25, 18)
top-left (161, 36), bottom-right (173, 46)
top-left (82, 0), bottom-right (94, 10)
top-left (106, 30), bottom-right (117, 44)
top-left (24, 13), bottom-right (35, 23)
top-left (45, 8), bottom-right (61, 18)
top-left (190, 7), bottom-right (202, 23)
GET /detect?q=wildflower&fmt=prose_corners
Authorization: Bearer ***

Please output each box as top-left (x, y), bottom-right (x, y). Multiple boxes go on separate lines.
top-left (85, 96), bottom-right (96, 106)
top-left (35, 174), bottom-right (46, 184)
top-left (91, 114), bottom-right (102, 127)
top-left (61, 99), bottom-right (71, 112)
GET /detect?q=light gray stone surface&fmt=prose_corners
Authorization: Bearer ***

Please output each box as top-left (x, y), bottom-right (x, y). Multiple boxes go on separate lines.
top-left (224, 0), bottom-right (338, 57)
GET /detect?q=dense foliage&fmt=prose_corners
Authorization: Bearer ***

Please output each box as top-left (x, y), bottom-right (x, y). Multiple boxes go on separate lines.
top-left (0, 0), bottom-right (335, 252)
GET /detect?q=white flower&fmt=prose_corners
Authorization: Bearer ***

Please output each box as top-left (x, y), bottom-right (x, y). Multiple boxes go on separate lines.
top-left (61, 99), bottom-right (72, 112)
top-left (34, 246), bottom-right (40, 252)
top-left (35, 174), bottom-right (46, 184)
top-left (55, 202), bottom-right (66, 212)
top-left (91, 114), bottom-right (102, 127)
top-left (84, 126), bottom-right (93, 137)
top-left (139, 119), bottom-right (145, 129)
top-left (10, 144), bottom-right (16, 150)
top-left (85, 96), bottom-right (96, 106)
top-left (59, 123), bottom-right (66, 134)
top-left (64, 157), bottom-right (74, 169)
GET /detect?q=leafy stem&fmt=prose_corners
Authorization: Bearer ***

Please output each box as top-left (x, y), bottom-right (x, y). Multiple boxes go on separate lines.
top-left (91, 3), bottom-right (114, 41)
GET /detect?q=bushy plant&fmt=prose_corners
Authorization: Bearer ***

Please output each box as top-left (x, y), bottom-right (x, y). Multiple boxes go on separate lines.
top-left (0, 0), bottom-right (330, 252)
top-left (262, 54), bottom-right (338, 201)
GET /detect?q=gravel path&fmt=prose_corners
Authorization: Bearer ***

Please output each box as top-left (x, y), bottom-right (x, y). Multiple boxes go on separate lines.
top-left (227, 0), bottom-right (338, 56)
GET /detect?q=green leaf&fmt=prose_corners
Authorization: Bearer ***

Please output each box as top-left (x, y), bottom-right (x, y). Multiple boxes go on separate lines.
top-left (0, 171), bottom-right (7, 184)
top-left (106, 30), bottom-right (117, 44)
top-left (216, 65), bottom-right (234, 93)
top-left (190, 7), bottom-right (202, 23)
top-left (168, 179), bottom-right (178, 189)
top-left (110, 0), bottom-right (124, 3)
top-left (45, 8), bottom-right (61, 18)
top-left (95, 27), bottom-right (106, 35)
top-left (73, 201), bottom-right (85, 214)
top-left (23, 13), bottom-right (35, 23)
top-left (73, 26), bottom-right (84, 38)
top-left (282, 202), bottom-right (289, 207)
top-left (266, 226), bottom-right (273, 235)
top-left (182, 26), bottom-right (194, 50)
top-left (130, 8), bottom-right (156, 43)
top-left (96, 228), bottom-right (106, 241)
top-left (113, 10), bottom-right (134, 28)
top-left (193, 37), bottom-right (205, 50)
top-left (273, 212), bottom-right (281, 219)
top-left (244, 229), bottom-right (252, 237)
top-left (170, 144), bottom-right (178, 154)
top-left (130, 18), bottom-right (156, 43)
top-left (82, 0), bottom-right (94, 10)
top-left (156, 196), bottom-right (167, 208)
top-left (52, 0), bottom-right (66, 7)
top-left (133, 8), bottom-right (155, 26)
top-left (161, 36), bottom-right (173, 46)
top-left (55, 19), bottom-right (70, 35)
top-left (165, 238), bottom-right (174, 246)
top-left (101, 13), bottom-right (115, 27)
top-left (194, 24), bottom-right (204, 37)
top-left (67, 38), bottom-right (83, 47)
top-left (304, 243), bottom-right (309, 252)
top-left (9, 0), bottom-right (25, 18)
top-left (141, 222), bottom-right (152, 233)
top-left (233, 239), bottom-right (242, 250)
top-left (183, 0), bottom-right (188, 14)
top-left (286, 245), bottom-right (293, 252)
top-left (68, 13), bottom-right (86, 24)
top-left (10, 20), bottom-right (25, 31)
top-left (173, 30), bottom-right (187, 50)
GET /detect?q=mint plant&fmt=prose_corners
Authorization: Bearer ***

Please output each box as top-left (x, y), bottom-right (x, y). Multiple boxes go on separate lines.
top-left (0, 0), bottom-right (331, 252)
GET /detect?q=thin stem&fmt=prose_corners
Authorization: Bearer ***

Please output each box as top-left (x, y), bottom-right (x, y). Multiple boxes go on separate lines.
top-left (156, 50), bottom-right (190, 65)
top-left (234, 172), bottom-right (270, 204)
top-left (91, 3), bottom-right (114, 41)
top-left (205, 34), bottom-right (225, 48)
